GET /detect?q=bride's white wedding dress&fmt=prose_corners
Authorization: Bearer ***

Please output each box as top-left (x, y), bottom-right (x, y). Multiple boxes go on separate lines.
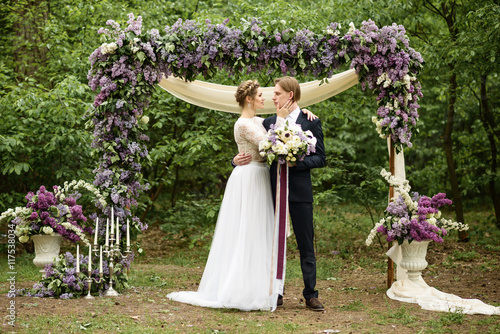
top-left (167, 116), bottom-right (282, 311)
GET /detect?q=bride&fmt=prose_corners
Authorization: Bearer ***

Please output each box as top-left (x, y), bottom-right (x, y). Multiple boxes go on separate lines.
top-left (167, 80), bottom-right (314, 311)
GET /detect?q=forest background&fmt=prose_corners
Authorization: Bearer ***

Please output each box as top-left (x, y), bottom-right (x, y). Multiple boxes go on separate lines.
top-left (1, 1), bottom-right (500, 332)
top-left (0, 0), bottom-right (499, 244)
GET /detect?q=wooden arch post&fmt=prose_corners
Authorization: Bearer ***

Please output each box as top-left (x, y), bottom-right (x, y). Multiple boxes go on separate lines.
top-left (387, 137), bottom-right (395, 288)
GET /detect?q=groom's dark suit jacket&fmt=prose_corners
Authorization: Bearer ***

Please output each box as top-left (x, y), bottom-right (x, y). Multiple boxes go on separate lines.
top-left (263, 111), bottom-right (326, 203)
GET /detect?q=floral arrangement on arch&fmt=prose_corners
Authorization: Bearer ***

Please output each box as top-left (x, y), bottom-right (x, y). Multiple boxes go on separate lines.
top-left (365, 169), bottom-right (469, 246)
top-left (87, 14), bottom-right (153, 239)
top-left (259, 121), bottom-right (316, 165)
top-left (157, 18), bottom-right (423, 149)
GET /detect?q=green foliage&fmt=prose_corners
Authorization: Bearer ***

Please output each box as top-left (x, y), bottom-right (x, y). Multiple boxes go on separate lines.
top-left (0, 0), bottom-right (499, 240)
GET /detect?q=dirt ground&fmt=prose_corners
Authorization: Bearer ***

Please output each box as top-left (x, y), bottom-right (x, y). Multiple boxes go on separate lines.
top-left (1, 227), bottom-right (499, 333)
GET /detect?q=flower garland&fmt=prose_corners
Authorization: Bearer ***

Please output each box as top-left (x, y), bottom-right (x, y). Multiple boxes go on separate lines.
top-left (365, 169), bottom-right (469, 246)
top-left (87, 14), bottom-right (153, 237)
top-left (87, 14), bottom-right (425, 245)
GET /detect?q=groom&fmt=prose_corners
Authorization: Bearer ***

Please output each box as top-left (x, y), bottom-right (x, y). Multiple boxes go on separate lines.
top-left (234, 76), bottom-right (326, 311)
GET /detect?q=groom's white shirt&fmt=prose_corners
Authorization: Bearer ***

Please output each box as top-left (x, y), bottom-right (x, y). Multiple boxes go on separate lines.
top-left (286, 107), bottom-right (301, 124)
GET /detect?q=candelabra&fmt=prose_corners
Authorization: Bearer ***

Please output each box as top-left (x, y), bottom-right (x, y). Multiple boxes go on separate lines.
top-left (103, 231), bottom-right (131, 297)
top-left (76, 244), bottom-right (103, 300)
top-left (75, 213), bottom-right (131, 299)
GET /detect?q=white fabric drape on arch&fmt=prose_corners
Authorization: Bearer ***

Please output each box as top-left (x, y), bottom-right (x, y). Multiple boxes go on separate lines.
top-left (158, 69), bottom-right (359, 114)
top-left (157, 68), bottom-right (499, 316)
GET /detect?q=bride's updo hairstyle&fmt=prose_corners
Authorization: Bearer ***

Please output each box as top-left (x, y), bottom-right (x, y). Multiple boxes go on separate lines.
top-left (235, 80), bottom-right (260, 108)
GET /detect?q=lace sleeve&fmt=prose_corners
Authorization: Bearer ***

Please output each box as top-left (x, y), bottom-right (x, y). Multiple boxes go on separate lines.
top-left (238, 120), bottom-right (266, 147)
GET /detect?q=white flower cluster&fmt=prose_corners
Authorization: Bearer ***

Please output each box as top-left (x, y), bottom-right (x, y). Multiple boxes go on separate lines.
top-left (129, 37), bottom-right (141, 53)
top-left (326, 24), bottom-right (341, 36)
top-left (365, 220), bottom-right (384, 246)
top-left (380, 169), bottom-right (416, 210)
top-left (100, 42), bottom-right (118, 55)
top-left (62, 179), bottom-right (107, 209)
top-left (376, 72), bottom-right (392, 88)
top-left (437, 218), bottom-right (469, 232)
top-left (348, 22), bottom-right (356, 35)
top-left (371, 116), bottom-right (388, 139)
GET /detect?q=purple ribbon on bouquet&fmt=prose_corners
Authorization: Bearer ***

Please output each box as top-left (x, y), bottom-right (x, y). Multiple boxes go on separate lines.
top-left (276, 164), bottom-right (289, 280)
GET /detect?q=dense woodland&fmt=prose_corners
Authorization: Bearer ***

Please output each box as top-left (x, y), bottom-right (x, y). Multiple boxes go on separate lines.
top-left (1, 0), bottom-right (499, 237)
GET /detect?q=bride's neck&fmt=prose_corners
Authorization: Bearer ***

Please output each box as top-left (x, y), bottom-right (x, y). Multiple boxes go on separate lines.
top-left (240, 108), bottom-right (255, 118)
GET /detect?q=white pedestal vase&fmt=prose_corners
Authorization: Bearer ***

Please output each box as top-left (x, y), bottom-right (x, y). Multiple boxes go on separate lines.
top-left (398, 240), bottom-right (430, 283)
top-left (32, 234), bottom-right (63, 277)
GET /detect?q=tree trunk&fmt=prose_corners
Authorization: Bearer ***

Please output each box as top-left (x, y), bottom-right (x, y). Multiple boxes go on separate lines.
top-left (479, 75), bottom-right (500, 229)
top-left (12, 0), bottom-right (49, 79)
top-left (439, 2), bottom-right (468, 240)
top-left (443, 70), bottom-right (467, 240)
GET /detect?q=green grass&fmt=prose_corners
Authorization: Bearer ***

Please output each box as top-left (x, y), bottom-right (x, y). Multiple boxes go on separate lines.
top-left (2, 204), bottom-right (500, 333)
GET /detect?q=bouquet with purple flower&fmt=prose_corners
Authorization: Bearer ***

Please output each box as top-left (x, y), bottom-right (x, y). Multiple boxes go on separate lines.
top-left (0, 182), bottom-right (102, 245)
top-left (366, 169), bottom-right (469, 246)
top-left (259, 122), bottom-right (316, 165)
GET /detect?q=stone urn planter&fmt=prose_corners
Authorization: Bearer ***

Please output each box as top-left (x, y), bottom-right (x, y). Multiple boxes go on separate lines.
top-left (32, 234), bottom-right (63, 276)
top-left (398, 240), bottom-right (430, 282)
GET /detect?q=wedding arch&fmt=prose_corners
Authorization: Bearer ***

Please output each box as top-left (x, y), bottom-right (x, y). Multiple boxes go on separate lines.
top-left (79, 14), bottom-right (500, 316)
top-left (87, 14), bottom-right (423, 282)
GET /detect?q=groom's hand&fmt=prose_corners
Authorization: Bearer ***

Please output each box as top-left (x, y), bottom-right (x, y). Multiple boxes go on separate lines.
top-left (233, 153), bottom-right (252, 166)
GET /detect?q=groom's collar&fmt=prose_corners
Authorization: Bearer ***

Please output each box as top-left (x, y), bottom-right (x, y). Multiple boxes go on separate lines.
top-left (286, 106), bottom-right (301, 124)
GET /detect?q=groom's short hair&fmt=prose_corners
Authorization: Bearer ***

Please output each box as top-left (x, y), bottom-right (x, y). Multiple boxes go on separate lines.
top-left (275, 76), bottom-right (301, 103)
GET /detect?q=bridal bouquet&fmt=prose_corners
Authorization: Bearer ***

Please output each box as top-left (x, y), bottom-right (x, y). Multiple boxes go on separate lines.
top-left (365, 169), bottom-right (469, 246)
top-left (259, 122), bottom-right (317, 165)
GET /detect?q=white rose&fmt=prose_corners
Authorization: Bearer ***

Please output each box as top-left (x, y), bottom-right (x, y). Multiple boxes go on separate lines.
top-left (19, 235), bottom-right (30, 243)
top-left (326, 29), bottom-right (334, 35)
top-left (61, 222), bottom-right (72, 228)
top-left (134, 38), bottom-right (140, 43)
top-left (131, 46), bottom-right (140, 53)
top-left (141, 116), bottom-right (149, 124)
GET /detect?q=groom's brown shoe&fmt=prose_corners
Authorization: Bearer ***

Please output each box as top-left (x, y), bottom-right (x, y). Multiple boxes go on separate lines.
top-left (306, 297), bottom-right (324, 311)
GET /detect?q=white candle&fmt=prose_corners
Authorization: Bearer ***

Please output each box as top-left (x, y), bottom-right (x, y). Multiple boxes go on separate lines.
top-left (126, 219), bottom-right (130, 247)
top-left (105, 218), bottom-right (109, 247)
top-left (76, 245), bottom-right (80, 273)
top-left (88, 245), bottom-right (92, 272)
top-left (111, 207), bottom-right (114, 234)
top-left (94, 218), bottom-right (99, 245)
top-left (99, 246), bottom-right (103, 273)
top-left (116, 218), bottom-right (120, 245)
